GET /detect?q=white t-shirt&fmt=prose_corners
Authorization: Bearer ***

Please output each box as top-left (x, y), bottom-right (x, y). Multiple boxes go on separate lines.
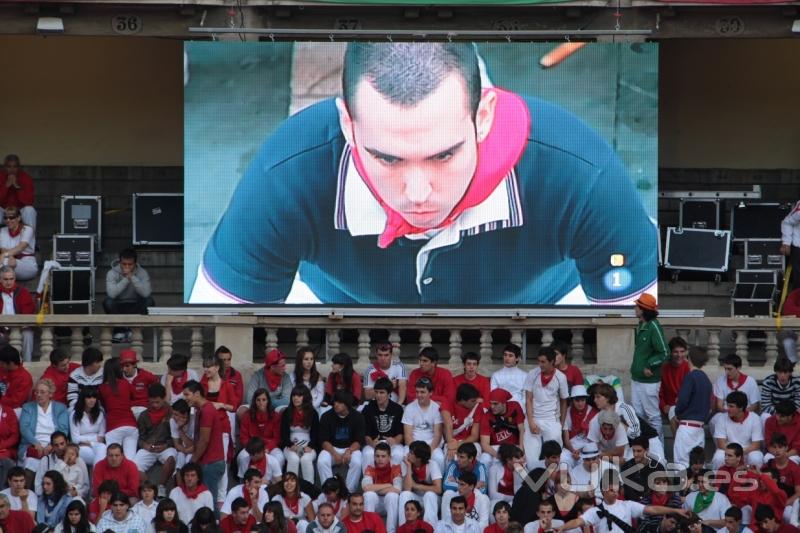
top-left (0, 225), bottom-right (35, 256)
top-left (524, 368), bottom-right (569, 420)
top-left (713, 375), bottom-right (760, 406)
top-left (587, 418), bottom-right (629, 453)
top-left (362, 361), bottom-right (407, 403)
top-left (132, 499), bottom-right (158, 527)
top-left (524, 519), bottom-right (565, 533)
top-left (683, 491), bottom-right (731, 521)
top-left (169, 413), bottom-right (197, 442)
top-left (582, 500), bottom-right (645, 533)
top-left (0, 488), bottom-right (38, 512)
top-left (490, 367), bottom-right (528, 408)
top-left (402, 400), bottom-right (443, 442)
top-left (712, 412), bottom-right (764, 447)
top-left (168, 486), bottom-right (214, 525)
top-left (272, 493), bottom-right (313, 521)
top-left (36, 403), bottom-right (56, 446)
top-left (220, 484), bottom-right (270, 516)
top-left (405, 460), bottom-right (443, 496)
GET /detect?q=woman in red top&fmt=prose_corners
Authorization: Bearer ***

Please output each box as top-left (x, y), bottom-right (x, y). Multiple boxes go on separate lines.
top-left (201, 354), bottom-right (236, 505)
top-left (322, 353), bottom-right (362, 408)
top-left (237, 387), bottom-right (282, 479)
top-left (99, 357), bottom-right (139, 459)
top-left (397, 500), bottom-right (433, 533)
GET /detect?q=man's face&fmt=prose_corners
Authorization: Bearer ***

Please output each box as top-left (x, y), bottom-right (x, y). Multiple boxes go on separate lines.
top-left (601, 484), bottom-right (620, 503)
top-left (376, 349), bottom-right (392, 368)
top-left (184, 470), bottom-right (198, 488)
top-left (52, 436), bottom-right (67, 457)
top-left (340, 74), bottom-right (495, 230)
top-left (726, 402), bottom-right (743, 418)
top-left (107, 447), bottom-right (123, 467)
top-left (661, 516), bottom-right (678, 532)
top-left (538, 355), bottom-right (554, 373)
top-left (9, 475), bottom-right (25, 493)
top-left (774, 444), bottom-right (788, 459)
top-left (374, 389), bottom-right (389, 405)
top-left (318, 507), bottom-right (335, 528)
top-left (456, 452), bottom-right (472, 470)
top-left (464, 359), bottom-right (479, 377)
top-left (723, 449), bottom-right (740, 468)
top-left (148, 395), bottom-right (165, 410)
top-left (459, 396), bottom-right (479, 410)
top-left (631, 445), bottom-right (646, 463)
top-left (415, 387), bottom-right (431, 403)
top-left (119, 257), bottom-right (136, 274)
top-left (4, 159), bottom-right (19, 176)
top-left (502, 351), bottom-right (518, 368)
top-left (494, 508), bottom-right (509, 526)
top-left (724, 364), bottom-right (739, 380)
top-left (234, 506), bottom-right (250, 525)
top-left (56, 358), bottom-right (71, 373)
top-left (777, 370), bottom-right (792, 386)
top-left (671, 346), bottom-right (687, 366)
top-left (450, 502), bottom-right (466, 525)
top-left (374, 450), bottom-right (390, 468)
top-left (122, 361), bottom-right (137, 378)
top-left (489, 400), bottom-right (506, 415)
top-left (759, 517), bottom-right (779, 532)
top-left (182, 389), bottom-right (196, 407)
top-left (724, 517), bottom-right (740, 533)
top-left (270, 358), bottom-right (286, 375)
top-left (333, 401), bottom-right (349, 416)
top-left (111, 501), bottom-right (129, 520)
top-left (418, 357), bottom-right (435, 375)
top-left (537, 505), bottom-right (555, 525)
top-left (348, 496), bottom-right (364, 518)
top-left (0, 271), bottom-right (15, 290)
top-left (457, 479), bottom-right (474, 497)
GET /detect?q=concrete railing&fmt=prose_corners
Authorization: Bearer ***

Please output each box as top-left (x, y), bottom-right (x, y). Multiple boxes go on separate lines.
top-left (4, 315), bottom-right (800, 388)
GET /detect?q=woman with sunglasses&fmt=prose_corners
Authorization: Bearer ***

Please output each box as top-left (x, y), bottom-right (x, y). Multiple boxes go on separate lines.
top-left (0, 206), bottom-right (37, 281)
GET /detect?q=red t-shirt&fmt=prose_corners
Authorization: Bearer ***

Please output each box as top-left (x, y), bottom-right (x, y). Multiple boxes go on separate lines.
top-left (398, 520), bottom-right (434, 533)
top-left (764, 459), bottom-right (800, 496)
top-left (224, 367), bottom-right (245, 408)
top-left (483, 524), bottom-right (506, 533)
top-left (0, 366), bottom-right (33, 409)
top-left (765, 415), bottom-right (800, 452)
top-left (0, 509), bottom-right (35, 533)
top-left (220, 513), bottom-right (257, 533)
top-left (197, 400), bottom-right (225, 464)
top-left (92, 458), bottom-right (141, 498)
top-left (0, 406), bottom-right (20, 460)
top-left (480, 401), bottom-right (524, 445)
top-left (406, 367), bottom-right (455, 405)
top-left (453, 373), bottom-right (491, 405)
top-left (239, 410), bottom-right (280, 449)
top-left (560, 365), bottom-right (584, 390)
top-left (127, 368), bottom-right (159, 408)
top-left (99, 379), bottom-right (137, 431)
top-left (41, 362), bottom-right (80, 405)
top-left (324, 371), bottom-right (363, 403)
top-left (342, 512), bottom-right (387, 533)
top-left (441, 399), bottom-right (484, 441)
top-left (659, 361), bottom-right (690, 410)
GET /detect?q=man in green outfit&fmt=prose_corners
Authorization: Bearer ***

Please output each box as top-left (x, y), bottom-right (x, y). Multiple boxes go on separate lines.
top-left (630, 294), bottom-right (668, 439)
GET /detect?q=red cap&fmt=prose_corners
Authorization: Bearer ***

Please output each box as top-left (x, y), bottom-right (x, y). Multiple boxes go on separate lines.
top-left (634, 293), bottom-right (658, 311)
top-left (119, 350), bottom-right (138, 364)
top-left (265, 349), bottom-right (285, 367)
top-left (489, 388), bottom-right (512, 403)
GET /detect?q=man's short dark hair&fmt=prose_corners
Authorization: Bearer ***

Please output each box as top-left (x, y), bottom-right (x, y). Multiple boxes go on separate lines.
top-left (49, 349), bottom-right (70, 367)
top-left (722, 354), bottom-right (743, 368)
top-left (754, 503), bottom-right (776, 522)
top-left (457, 442), bottom-right (477, 459)
top-left (726, 442), bottom-right (744, 458)
top-left (687, 346), bottom-right (709, 369)
top-left (458, 471), bottom-right (477, 487)
top-left (81, 347), bottom-right (103, 368)
top-left (668, 337), bottom-right (688, 351)
top-left (726, 391), bottom-right (748, 410)
top-left (4, 154), bottom-right (20, 165)
top-left (503, 344), bottom-right (522, 359)
top-left (148, 383), bottom-right (167, 399)
top-left (408, 441), bottom-right (431, 464)
top-left (493, 501), bottom-right (511, 515)
top-left (770, 432), bottom-right (788, 448)
top-left (231, 497), bottom-right (248, 513)
top-left (373, 377), bottom-right (394, 394)
top-left (166, 353), bottom-right (189, 371)
top-left (181, 462), bottom-right (203, 480)
top-left (347, 492), bottom-right (365, 502)
top-left (415, 377), bottom-right (434, 392)
top-left (537, 346), bottom-right (556, 363)
top-left (0, 345), bottom-right (21, 366)
top-left (182, 380), bottom-right (204, 396)
top-left (551, 341), bottom-right (570, 359)
top-left (776, 400), bottom-right (797, 417)
top-left (724, 507), bottom-right (742, 521)
top-left (243, 468), bottom-right (262, 483)
top-left (774, 357), bottom-right (795, 373)
top-left (374, 442), bottom-right (391, 455)
top-left (461, 351), bottom-right (480, 364)
top-left (119, 248), bottom-right (137, 262)
top-left (51, 431), bottom-right (68, 444)
top-left (215, 345), bottom-right (232, 357)
top-left (107, 443), bottom-right (123, 453)
top-left (455, 383), bottom-right (480, 403)
top-left (333, 390), bottom-right (354, 408)
top-left (540, 440), bottom-right (562, 459)
top-left (172, 398), bottom-right (190, 416)
top-left (630, 436), bottom-right (650, 450)
top-left (689, 446), bottom-right (705, 466)
top-left (418, 347), bottom-right (439, 362)
top-left (7, 466), bottom-right (25, 481)
top-left (449, 495), bottom-right (467, 509)
top-left (98, 479), bottom-right (120, 495)
top-left (342, 43), bottom-right (481, 121)
top-left (245, 436), bottom-right (265, 455)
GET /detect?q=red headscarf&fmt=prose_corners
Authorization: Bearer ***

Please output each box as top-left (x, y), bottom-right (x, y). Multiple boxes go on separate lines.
top-left (264, 349), bottom-right (286, 392)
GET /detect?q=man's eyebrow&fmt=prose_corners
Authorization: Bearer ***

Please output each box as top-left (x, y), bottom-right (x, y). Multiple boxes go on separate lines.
top-left (363, 141), bottom-right (466, 162)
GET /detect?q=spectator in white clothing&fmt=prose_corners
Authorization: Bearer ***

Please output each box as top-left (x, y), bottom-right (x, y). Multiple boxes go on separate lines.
top-left (490, 344), bottom-right (528, 409)
top-left (167, 463), bottom-right (214, 525)
top-left (712, 391), bottom-right (764, 469)
top-left (69, 387), bottom-right (106, 467)
top-left (403, 377), bottom-right (445, 471)
top-left (524, 346), bottom-right (569, 470)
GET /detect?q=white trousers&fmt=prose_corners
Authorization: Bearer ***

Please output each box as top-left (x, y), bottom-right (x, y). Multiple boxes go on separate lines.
top-left (78, 442), bottom-right (106, 467)
top-left (317, 447), bottom-right (363, 493)
top-left (105, 425), bottom-right (139, 459)
top-left (362, 444), bottom-right (405, 472)
top-left (672, 424), bottom-right (705, 470)
top-left (523, 417), bottom-right (563, 471)
top-left (398, 491), bottom-right (440, 525)
top-left (364, 491), bottom-right (400, 533)
top-left (284, 447), bottom-right (318, 484)
top-left (631, 381), bottom-right (663, 439)
top-left (134, 447), bottom-right (177, 472)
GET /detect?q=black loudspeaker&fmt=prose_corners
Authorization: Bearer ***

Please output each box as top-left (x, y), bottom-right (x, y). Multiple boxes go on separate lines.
top-left (132, 193), bottom-right (184, 245)
top-left (731, 203), bottom-right (791, 241)
top-left (744, 239), bottom-right (785, 270)
top-left (731, 269), bottom-right (777, 317)
top-left (50, 268), bottom-right (94, 314)
top-left (53, 234), bottom-right (95, 267)
top-left (60, 196), bottom-right (102, 249)
top-left (664, 227), bottom-right (731, 272)
top-left (679, 199), bottom-right (721, 230)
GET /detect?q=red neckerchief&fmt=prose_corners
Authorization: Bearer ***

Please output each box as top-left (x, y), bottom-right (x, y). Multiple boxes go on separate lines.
top-left (291, 407), bottom-right (306, 427)
top-left (243, 485), bottom-right (256, 507)
top-left (499, 464), bottom-right (515, 495)
top-left (180, 483), bottom-right (209, 499)
top-left (650, 492), bottom-right (669, 506)
top-left (727, 373), bottom-right (747, 391)
top-left (284, 494), bottom-right (300, 515)
top-left (370, 363), bottom-right (389, 383)
top-left (569, 405), bottom-right (595, 438)
top-left (147, 406), bottom-right (169, 426)
top-left (255, 410), bottom-right (273, 430)
top-left (171, 371), bottom-right (188, 395)
top-left (372, 464), bottom-right (394, 485)
top-left (540, 370), bottom-right (555, 388)
top-left (412, 464), bottom-right (428, 484)
top-left (329, 498), bottom-right (341, 515)
top-left (264, 366), bottom-right (283, 392)
top-left (1, 283), bottom-right (16, 295)
top-left (7, 225), bottom-right (21, 238)
top-left (250, 455), bottom-right (268, 477)
top-left (465, 491), bottom-right (476, 512)
top-left (348, 88), bottom-right (531, 249)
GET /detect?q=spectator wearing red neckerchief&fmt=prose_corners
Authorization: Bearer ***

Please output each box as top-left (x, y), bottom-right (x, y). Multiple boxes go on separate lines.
top-left (119, 349), bottom-right (158, 418)
top-left (243, 349), bottom-right (292, 414)
top-left (453, 352), bottom-right (491, 406)
top-left (216, 345), bottom-right (245, 408)
top-left (406, 347), bottom-right (455, 406)
top-left (161, 353), bottom-right (199, 406)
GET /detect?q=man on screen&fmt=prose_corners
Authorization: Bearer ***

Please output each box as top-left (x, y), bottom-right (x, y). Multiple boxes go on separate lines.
top-left (191, 43), bottom-right (657, 305)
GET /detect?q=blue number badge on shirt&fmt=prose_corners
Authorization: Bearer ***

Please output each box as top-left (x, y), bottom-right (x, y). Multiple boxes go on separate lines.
top-left (603, 268), bottom-right (632, 293)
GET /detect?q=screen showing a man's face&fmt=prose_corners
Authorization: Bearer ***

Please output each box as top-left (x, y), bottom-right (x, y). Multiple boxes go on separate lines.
top-left (185, 42), bottom-right (659, 307)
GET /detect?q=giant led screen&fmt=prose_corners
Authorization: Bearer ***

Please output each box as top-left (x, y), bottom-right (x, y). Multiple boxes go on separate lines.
top-left (184, 42), bottom-right (658, 306)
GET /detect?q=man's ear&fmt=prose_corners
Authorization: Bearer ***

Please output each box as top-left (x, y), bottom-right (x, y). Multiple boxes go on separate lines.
top-left (336, 97), bottom-right (355, 147)
top-left (475, 89), bottom-right (498, 143)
